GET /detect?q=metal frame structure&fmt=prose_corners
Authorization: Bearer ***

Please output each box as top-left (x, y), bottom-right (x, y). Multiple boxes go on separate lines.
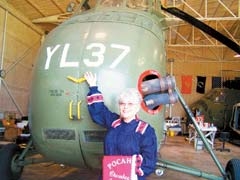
top-left (163, 0), bottom-right (240, 48)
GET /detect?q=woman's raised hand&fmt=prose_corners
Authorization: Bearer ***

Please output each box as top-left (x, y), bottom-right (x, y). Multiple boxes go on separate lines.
top-left (84, 72), bottom-right (97, 87)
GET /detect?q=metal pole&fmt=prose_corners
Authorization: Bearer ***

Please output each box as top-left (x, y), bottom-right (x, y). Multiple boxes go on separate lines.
top-left (157, 159), bottom-right (223, 180)
top-left (168, 58), bottom-right (174, 118)
top-left (239, 0), bottom-right (240, 17)
top-left (2, 79), bottom-right (24, 116)
top-left (0, 10), bottom-right (7, 89)
top-left (175, 87), bottom-right (226, 177)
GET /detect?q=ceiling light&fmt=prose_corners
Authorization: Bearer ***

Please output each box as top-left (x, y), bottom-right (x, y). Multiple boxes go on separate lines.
top-left (66, 2), bottom-right (76, 12)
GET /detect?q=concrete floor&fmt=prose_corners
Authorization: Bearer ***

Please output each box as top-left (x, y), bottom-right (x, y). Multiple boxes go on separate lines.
top-left (19, 135), bottom-right (240, 180)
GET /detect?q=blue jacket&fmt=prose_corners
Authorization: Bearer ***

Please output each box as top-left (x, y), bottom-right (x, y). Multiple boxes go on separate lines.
top-left (86, 86), bottom-right (157, 179)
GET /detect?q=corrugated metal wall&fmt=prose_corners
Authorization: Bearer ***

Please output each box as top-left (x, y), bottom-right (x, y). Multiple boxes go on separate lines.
top-left (0, 1), bottom-right (43, 118)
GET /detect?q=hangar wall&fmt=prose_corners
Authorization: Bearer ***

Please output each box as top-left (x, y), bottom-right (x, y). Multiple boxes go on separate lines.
top-left (0, 0), bottom-right (43, 118)
top-left (166, 59), bottom-right (240, 118)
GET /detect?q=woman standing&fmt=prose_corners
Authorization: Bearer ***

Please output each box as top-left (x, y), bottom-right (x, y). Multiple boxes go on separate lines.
top-left (84, 72), bottom-right (157, 180)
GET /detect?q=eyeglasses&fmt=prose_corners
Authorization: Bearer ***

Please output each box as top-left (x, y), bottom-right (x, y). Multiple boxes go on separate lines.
top-left (119, 102), bottom-right (138, 106)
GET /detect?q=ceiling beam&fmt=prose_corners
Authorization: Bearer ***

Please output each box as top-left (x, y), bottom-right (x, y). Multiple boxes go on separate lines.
top-left (164, 0), bottom-right (240, 49)
top-left (25, 0), bottom-right (45, 17)
top-left (50, 0), bottom-right (65, 13)
top-left (0, 0), bottom-right (44, 35)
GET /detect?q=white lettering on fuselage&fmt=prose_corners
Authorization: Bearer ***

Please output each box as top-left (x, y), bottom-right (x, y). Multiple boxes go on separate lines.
top-left (60, 43), bottom-right (79, 68)
top-left (44, 43), bottom-right (130, 70)
top-left (45, 44), bottom-right (61, 69)
top-left (83, 43), bottom-right (105, 67)
top-left (110, 44), bottom-right (130, 69)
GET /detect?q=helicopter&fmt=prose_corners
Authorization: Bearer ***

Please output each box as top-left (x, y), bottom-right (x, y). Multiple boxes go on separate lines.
top-left (0, 0), bottom-right (240, 180)
top-left (189, 88), bottom-right (240, 131)
top-left (188, 85), bottom-right (240, 147)
top-left (229, 102), bottom-right (240, 145)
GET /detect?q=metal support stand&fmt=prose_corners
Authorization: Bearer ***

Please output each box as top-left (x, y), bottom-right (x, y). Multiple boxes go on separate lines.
top-left (156, 84), bottom-right (226, 180)
top-left (175, 87), bottom-right (226, 177)
top-left (16, 139), bottom-right (51, 167)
